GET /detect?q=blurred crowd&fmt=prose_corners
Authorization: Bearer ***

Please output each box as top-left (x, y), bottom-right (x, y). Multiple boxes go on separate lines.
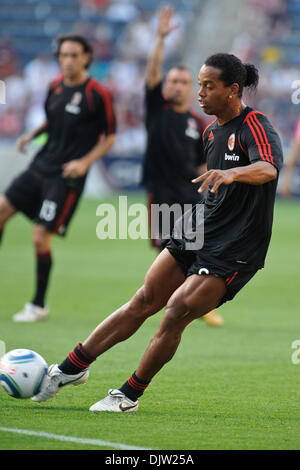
top-left (0, 0), bottom-right (186, 157)
top-left (231, 0), bottom-right (299, 149)
top-left (0, 0), bottom-right (299, 155)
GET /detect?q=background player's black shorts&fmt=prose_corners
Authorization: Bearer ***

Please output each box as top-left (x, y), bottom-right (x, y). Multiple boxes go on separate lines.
top-left (5, 168), bottom-right (84, 236)
top-left (166, 238), bottom-right (258, 307)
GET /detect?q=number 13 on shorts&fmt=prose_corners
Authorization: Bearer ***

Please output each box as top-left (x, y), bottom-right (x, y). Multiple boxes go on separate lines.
top-left (39, 200), bottom-right (57, 222)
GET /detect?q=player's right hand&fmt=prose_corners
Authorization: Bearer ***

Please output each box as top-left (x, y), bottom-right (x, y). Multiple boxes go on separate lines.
top-left (158, 5), bottom-right (179, 38)
top-left (16, 133), bottom-right (32, 154)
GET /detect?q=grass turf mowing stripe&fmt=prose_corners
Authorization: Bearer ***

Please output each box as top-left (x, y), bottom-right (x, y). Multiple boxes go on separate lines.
top-left (0, 427), bottom-right (152, 450)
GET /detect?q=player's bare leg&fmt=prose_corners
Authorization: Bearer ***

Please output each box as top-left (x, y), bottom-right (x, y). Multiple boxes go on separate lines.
top-left (0, 195), bottom-right (17, 242)
top-left (89, 273), bottom-right (226, 411)
top-left (83, 248), bottom-right (186, 357)
top-left (13, 224), bottom-right (53, 322)
top-left (32, 249), bottom-right (186, 402)
top-left (134, 274), bottom-right (226, 382)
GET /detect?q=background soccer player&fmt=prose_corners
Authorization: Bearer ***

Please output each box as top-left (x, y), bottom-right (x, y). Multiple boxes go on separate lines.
top-left (143, 6), bottom-right (223, 327)
top-left (32, 53), bottom-right (283, 414)
top-left (0, 35), bottom-right (116, 322)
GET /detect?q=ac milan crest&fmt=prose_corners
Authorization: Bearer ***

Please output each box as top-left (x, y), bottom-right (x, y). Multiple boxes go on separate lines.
top-left (227, 133), bottom-right (235, 151)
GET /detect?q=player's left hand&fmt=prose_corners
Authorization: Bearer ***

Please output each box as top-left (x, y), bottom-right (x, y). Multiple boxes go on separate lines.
top-left (62, 159), bottom-right (89, 179)
top-left (192, 169), bottom-right (235, 194)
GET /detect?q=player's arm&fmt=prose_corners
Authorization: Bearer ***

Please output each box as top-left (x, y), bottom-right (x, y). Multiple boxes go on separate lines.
top-left (193, 161), bottom-right (277, 194)
top-left (146, 6), bottom-right (178, 89)
top-left (62, 134), bottom-right (115, 179)
top-left (281, 139), bottom-right (300, 197)
top-left (16, 120), bottom-right (48, 153)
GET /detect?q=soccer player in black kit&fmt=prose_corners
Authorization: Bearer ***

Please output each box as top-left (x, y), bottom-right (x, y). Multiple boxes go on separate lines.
top-left (143, 6), bottom-right (223, 327)
top-left (0, 35), bottom-right (116, 322)
top-left (32, 52), bottom-right (283, 413)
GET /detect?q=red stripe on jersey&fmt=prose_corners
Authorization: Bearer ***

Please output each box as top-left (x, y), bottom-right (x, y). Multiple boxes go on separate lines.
top-left (86, 79), bottom-right (115, 135)
top-left (54, 190), bottom-right (77, 234)
top-left (202, 120), bottom-right (217, 141)
top-left (243, 110), bottom-right (266, 123)
top-left (252, 114), bottom-right (274, 165)
top-left (49, 74), bottom-right (64, 90)
top-left (226, 271), bottom-right (238, 286)
top-left (248, 115), bottom-right (270, 163)
top-left (244, 116), bottom-right (266, 162)
top-left (244, 110), bottom-right (275, 164)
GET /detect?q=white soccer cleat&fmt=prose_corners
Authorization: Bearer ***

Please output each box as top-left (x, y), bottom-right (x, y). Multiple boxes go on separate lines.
top-left (12, 303), bottom-right (49, 322)
top-left (89, 389), bottom-right (139, 413)
top-left (31, 364), bottom-right (89, 402)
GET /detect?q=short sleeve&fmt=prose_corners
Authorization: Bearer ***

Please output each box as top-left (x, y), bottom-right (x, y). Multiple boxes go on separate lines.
top-left (92, 87), bottom-right (116, 136)
top-left (86, 79), bottom-right (116, 135)
top-left (240, 111), bottom-right (283, 172)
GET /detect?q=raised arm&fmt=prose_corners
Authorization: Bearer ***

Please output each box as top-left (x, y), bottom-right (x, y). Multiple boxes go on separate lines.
top-left (146, 6), bottom-right (178, 90)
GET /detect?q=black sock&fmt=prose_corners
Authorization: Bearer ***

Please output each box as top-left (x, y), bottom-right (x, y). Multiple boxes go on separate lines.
top-left (0, 228), bottom-right (3, 244)
top-left (59, 343), bottom-right (96, 375)
top-left (32, 251), bottom-right (52, 308)
top-left (119, 371), bottom-right (150, 402)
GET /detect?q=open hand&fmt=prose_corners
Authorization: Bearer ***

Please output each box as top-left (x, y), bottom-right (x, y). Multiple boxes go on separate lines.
top-left (158, 6), bottom-right (179, 38)
top-left (192, 169), bottom-right (235, 194)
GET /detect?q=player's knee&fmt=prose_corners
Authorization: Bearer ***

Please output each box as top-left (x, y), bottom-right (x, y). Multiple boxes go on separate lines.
top-left (32, 226), bottom-right (51, 253)
top-left (163, 291), bottom-right (204, 331)
top-left (0, 196), bottom-right (15, 226)
top-left (128, 285), bottom-right (156, 318)
top-left (163, 297), bottom-right (190, 330)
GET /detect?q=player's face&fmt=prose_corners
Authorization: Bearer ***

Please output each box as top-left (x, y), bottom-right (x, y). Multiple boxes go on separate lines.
top-left (164, 69), bottom-right (193, 106)
top-left (58, 41), bottom-right (89, 78)
top-left (197, 65), bottom-right (233, 115)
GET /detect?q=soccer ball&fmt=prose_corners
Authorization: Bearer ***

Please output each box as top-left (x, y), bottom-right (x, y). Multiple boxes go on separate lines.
top-left (0, 349), bottom-right (48, 399)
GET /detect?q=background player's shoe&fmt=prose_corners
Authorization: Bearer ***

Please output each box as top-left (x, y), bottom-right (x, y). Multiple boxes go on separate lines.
top-left (12, 302), bottom-right (49, 322)
top-left (89, 389), bottom-right (139, 412)
top-left (31, 364), bottom-right (89, 402)
top-left (202, 310), bottom-right (224, 327)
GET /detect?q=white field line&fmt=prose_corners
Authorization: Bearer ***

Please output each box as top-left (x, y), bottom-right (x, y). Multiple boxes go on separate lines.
top-left (0, 427), bottom-right (152, 450)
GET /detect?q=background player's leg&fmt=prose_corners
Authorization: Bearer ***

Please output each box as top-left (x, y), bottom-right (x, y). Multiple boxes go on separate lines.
top-left (13, 224), bottom-right (53, 322)
top-left (31, 224), bottom-right (53, 308)
top-left (0, 195), bottom-right (18, 244)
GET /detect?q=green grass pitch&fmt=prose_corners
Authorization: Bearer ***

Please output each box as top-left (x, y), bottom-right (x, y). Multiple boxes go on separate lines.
top-left (0, 195), bottom-right (300, 450)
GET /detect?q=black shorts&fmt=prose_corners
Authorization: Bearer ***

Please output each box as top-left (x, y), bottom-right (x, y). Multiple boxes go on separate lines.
top-left (166, 238), bottom-right (258, 307)
top-left (5, 168), bottom-right (84, 236)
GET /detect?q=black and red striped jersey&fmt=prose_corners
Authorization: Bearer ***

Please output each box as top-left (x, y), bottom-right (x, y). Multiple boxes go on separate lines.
top-left (30, 75), bottom-right (116, 182)
top-left (198, 106), bottom-right (283, 269)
